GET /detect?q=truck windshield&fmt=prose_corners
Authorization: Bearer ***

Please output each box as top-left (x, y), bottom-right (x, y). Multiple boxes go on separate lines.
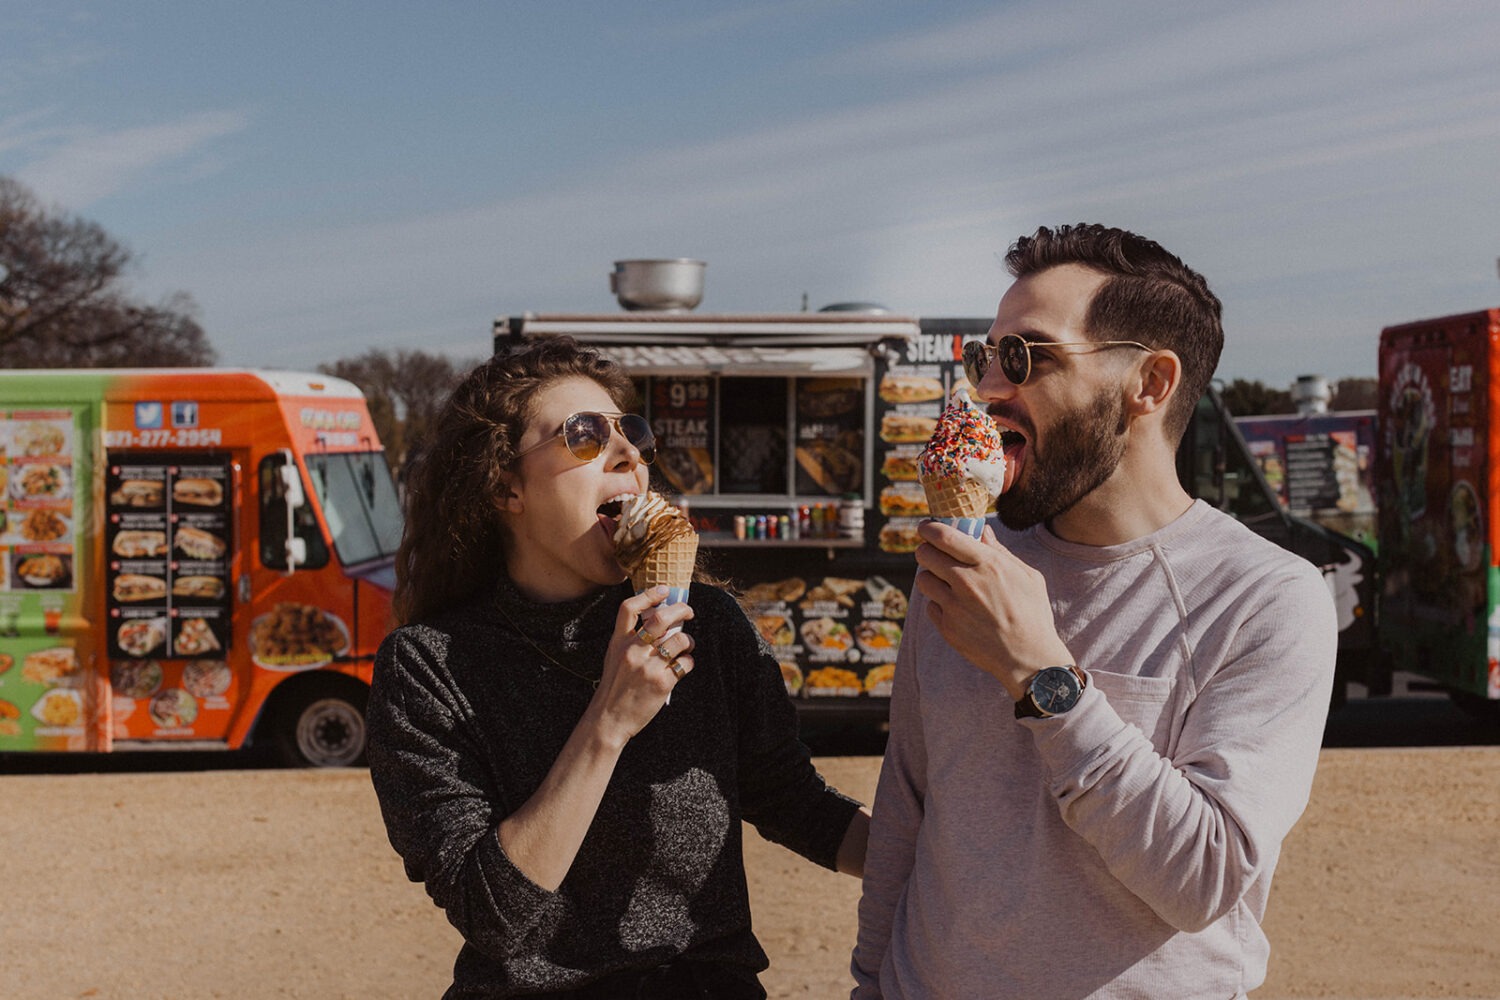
top-left (304, 451), bottom-right (404, 567)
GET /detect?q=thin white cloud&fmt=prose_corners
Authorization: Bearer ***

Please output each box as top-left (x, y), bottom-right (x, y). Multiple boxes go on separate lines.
top-left (14, 109), bottom-right (250, 208)
top-left (133, 0), bottom-right (1500, 384)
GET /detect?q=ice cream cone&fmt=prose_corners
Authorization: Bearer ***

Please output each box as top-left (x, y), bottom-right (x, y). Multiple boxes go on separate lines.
top-left (921, 473), bottom-right (992, 539)
top-left (630, 530), bottom-right (699, 605)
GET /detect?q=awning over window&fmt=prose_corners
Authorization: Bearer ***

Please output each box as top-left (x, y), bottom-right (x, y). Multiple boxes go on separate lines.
top-left (596, 343), bottom-right (876, 377)
top-left (494, 312), bottom-right (919, 377)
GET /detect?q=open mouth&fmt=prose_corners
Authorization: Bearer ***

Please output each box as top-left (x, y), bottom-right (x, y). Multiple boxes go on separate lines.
top-left (597, 492), bottom-right (637, 534)
top-left (998, 429), bottom-right (1027, 490)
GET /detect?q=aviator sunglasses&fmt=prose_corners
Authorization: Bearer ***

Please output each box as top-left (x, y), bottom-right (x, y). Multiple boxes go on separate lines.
top-left (963, 334), bottom-right (1154, 388)
top-left (513, 411), bottom-right (657, 465)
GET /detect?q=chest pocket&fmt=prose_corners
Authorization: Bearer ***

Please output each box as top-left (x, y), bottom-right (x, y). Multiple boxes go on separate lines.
top-left (1086, 669), bottom-right (1177, 753)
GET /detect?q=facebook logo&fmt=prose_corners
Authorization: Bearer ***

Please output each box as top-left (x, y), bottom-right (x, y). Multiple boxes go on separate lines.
top-left (171, 401), bottom-right (199, 428)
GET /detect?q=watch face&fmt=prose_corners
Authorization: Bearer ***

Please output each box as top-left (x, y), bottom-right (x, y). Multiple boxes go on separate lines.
top-left (1032, 667), bottom-right (1082, 715)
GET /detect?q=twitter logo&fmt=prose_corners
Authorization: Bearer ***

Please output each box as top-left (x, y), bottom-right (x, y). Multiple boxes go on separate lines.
top-left (135, 401), bottom-right (164, 429)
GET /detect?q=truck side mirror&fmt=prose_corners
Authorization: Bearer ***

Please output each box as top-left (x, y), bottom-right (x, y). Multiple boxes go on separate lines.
top-left (278, 449), bottom-right (306, 575)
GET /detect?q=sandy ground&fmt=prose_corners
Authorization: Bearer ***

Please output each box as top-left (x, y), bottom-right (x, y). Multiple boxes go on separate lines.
top-left (3, 750), bottom-right (1499, 999)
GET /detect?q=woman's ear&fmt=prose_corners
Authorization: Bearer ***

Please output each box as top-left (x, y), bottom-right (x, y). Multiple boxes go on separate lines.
top-left (496, 475), bottom-right (525, 515)
top-left (1128, 349), bottom-right (1182, 421)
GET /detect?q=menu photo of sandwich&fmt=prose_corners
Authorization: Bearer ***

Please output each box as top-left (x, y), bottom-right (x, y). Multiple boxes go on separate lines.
top-left (880, 450), bottom-right (921, 482)
top-left (172, 575), bottom-right (225, 600)
top-left (174, 616), bottom-right (223, 657)
top-left (879, 486), bottom-right (929, 518)
top-left (878, 520), bottom-right (921, 554)
top-left (880, 413), bottom-right (937, 444)
top-left (113, 530), bottom-right (168, 559)
top-left (112, 573), bottom-right (167, 603)
top-left (878, 372), bottom-right (945, 404)
top-left (110, 479), bottom-right (164, 508)
top-left (173, 525), bottom-right (226, 561)
top-left (172, 477), bottom-right (224, 507)
top-left (655, 446), bottom-right (714, 496)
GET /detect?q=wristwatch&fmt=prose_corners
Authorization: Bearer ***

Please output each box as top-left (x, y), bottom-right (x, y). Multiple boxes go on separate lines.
top-left (1014, 665), bottom-right (1086, 719)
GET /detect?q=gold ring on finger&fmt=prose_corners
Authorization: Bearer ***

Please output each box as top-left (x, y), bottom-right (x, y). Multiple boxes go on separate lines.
top-left (670, 659), bottom-right (688, 680)
top-left (636, 625), bottom-right (657, 646)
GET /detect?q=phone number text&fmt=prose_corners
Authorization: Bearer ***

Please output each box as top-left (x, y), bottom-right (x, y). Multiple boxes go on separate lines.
top-left (104, 428), bottom-right (224, 448)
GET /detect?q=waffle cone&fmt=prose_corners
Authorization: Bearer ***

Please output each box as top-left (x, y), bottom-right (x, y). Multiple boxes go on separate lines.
top-left (629, 532), bottom-right (699, 591)
top-left (921, 473), bottom-right (993, 519)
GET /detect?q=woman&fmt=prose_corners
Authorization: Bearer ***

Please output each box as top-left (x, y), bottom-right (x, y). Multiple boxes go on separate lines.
top-left (367, 337), bottom-right (869, 999)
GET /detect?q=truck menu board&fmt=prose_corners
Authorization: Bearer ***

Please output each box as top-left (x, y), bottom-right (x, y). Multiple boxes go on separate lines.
top-left (104, 453), bottom-right (235, 739)
top-left (873, 322), bottom-right (983, 554)
top-left (0, 407), bottom-right (88, 750)
top-left (2, 411), bottom-right (79, 594)
top-left (1236, 412), bottom-right (1377, 550)
top-left (651, 377), bottom-right (715, 495)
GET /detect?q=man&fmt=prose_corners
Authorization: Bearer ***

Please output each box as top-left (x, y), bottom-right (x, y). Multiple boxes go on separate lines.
top-left (852, 224), bottom-right (1336, 998)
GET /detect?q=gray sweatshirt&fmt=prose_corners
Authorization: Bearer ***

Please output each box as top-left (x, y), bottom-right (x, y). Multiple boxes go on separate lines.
top-left (852, 500), bottom-right (1337, 999)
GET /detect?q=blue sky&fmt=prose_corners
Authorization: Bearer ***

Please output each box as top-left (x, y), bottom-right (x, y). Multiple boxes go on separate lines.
top-left (3, 1), bottom-right (1498, 385)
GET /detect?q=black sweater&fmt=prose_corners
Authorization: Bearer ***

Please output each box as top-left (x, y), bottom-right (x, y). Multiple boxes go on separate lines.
top-left (366, 577), bottom-right (861, 999)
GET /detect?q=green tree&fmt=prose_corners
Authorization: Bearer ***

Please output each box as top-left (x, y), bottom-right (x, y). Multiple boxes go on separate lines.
top-left (1330, 377), bottom-right (1378, 411)
top-left (1218, 378), bottom-right (1295, 416)
top-left (0, 177), bottom-right (214, 367)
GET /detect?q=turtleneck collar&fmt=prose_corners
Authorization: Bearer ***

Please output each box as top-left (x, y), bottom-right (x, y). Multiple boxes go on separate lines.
top-left (491, 571), bottom-right (627, 656)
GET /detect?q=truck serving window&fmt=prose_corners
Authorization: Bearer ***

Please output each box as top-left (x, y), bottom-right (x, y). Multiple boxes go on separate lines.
top-left (259, 454), bottom-right (330, 570)
top-left (304, 451), bottom-right (403, 567)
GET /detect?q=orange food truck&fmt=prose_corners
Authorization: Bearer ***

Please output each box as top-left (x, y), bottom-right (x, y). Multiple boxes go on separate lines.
top-left (0, 369), bottom-right (400, 766)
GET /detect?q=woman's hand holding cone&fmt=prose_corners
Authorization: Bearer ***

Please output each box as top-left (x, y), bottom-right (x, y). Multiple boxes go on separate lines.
top-left (589, 586), bottom-right (695, 746)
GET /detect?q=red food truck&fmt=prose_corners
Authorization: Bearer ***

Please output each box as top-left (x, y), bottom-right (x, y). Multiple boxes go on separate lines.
top-left (1377, 308), bottom-right (1500, 712)
top-left (0, 369), bottom-right (400, 766)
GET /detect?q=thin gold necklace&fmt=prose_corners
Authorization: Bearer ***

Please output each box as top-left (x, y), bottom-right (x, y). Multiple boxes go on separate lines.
top-left (492, 599), bottom-right (600, 690)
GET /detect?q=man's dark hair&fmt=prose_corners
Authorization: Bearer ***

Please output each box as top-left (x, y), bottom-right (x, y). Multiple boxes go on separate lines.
top-left (1005, 224), bottom-right (1223, 442)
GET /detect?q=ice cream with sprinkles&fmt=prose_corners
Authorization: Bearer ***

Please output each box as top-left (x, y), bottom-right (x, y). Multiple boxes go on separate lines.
top-left (918, 384), bottom-right (1006, 534)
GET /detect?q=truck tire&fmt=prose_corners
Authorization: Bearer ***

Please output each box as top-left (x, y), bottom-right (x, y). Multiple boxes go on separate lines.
top-left (275, 680), bottom-right (369, 768)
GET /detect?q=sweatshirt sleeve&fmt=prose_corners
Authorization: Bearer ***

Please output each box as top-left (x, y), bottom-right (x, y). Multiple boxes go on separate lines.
top-left (1026, 556), bottom-right (1337, 933)
top-left (850, 590), bottom-right (930, 999)
top-left (365, 626), bottom-right (563, 960)
top-left (707, 587), bottom-right (862, 870)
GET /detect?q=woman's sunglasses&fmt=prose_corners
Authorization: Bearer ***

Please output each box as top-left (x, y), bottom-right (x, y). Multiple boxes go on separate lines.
top-left (513, 411), bottom-right (657, 465)
top-left (962, 334), bottom-right (1153, 387)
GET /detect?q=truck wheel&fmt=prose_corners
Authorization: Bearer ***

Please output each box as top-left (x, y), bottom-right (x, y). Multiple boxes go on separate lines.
top-left (277, 684), bottom-right (369, 768)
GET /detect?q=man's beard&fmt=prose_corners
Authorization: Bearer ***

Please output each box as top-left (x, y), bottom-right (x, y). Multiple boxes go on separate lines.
top-left (995, 387), bottom-right (1127, 531)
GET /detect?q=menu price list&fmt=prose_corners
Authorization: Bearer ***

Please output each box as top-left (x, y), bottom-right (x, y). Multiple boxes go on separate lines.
top-left (105, 454), bottom-right (232, 662)
top-left (874, 362), bottom-right (950, 554)
top-left (741, 573), bottom-right (909, 699)
top-left (1, 410), bottom-right (79, 593)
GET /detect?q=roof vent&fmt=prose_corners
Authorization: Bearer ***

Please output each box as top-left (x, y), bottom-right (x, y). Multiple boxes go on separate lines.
top-left (610, 259), bottom-right (706, 312)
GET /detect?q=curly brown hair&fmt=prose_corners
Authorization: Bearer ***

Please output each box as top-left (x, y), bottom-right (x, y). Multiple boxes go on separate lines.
top-left (1005, 224), bottom-right (1223, 443)
top-left (393, 336), bottom-right (638, 624)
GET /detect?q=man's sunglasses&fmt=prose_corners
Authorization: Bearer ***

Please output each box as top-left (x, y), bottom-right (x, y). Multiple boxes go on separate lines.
top-left (962, 334), bottom-right (1154, 387)
top-left (513, 411), bottom-right (657, 465)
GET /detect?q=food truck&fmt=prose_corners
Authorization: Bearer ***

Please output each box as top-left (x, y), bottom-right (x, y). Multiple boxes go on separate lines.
top-left (1235, 409), bottom-right (1378, 551)
top-left (0, 369), bottom-right (400, 766)
top-left (1376, 308), bottom-right (1500, 711)
top-left (496, 262), bottom-right (1376, 720)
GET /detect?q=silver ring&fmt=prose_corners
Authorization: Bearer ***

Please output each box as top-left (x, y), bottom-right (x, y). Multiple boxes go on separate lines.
top-left (670, 659), bottom-right (688, 680)
top-left (655, 641), bottom-right (673, 660)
